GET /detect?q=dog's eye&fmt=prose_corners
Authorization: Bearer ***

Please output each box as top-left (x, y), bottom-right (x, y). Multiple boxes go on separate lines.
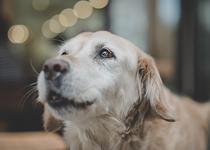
top-left (61, 51), bottom-right (67, 55)
top-left (100, 49), bottom-right (114, 58)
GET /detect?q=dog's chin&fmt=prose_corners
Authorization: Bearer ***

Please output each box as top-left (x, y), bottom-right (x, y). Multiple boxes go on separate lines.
top-left (47, 90), bottom-right (95, 110)
top-left (44, 90), bottom-right (98, 122)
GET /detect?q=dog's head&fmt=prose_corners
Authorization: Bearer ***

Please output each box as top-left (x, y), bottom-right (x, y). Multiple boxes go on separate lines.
top-left (37, 31), bottom-right (176, 132)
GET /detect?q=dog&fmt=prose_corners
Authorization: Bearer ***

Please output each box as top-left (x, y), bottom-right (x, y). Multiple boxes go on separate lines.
top-left (37, 31), bottom-right (210, 150)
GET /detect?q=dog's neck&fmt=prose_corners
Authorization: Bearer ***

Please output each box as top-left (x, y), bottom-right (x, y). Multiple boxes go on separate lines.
top-left (63, 109), bottom-right (148, 150)
top-left (64, 114), bottom-right (122, 149)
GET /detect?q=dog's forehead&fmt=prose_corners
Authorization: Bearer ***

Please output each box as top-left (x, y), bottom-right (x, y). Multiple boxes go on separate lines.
top-left (61, 32), bottom-right (92, 53)
top-left (61, 31), bottom-right (138, 54)
top-left (59, 31), bottom-right (143, 71)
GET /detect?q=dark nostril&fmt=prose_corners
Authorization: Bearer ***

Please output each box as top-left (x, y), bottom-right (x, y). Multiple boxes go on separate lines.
top-left (53, 63), bottom-right (68, 73)
top-left (42, 59), bottom-right (69, 80)
top-left (53, 64), bottom-right (61, 72)
top-left (43, 65), bottom-right (49, 73)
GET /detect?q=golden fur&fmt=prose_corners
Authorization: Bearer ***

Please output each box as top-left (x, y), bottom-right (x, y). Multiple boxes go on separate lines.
top-left (37, 31), bottom-right (210, 150)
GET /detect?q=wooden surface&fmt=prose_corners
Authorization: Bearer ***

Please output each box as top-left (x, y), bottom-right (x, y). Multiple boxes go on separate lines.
top-left (0, 131), bottom-right (66, 150)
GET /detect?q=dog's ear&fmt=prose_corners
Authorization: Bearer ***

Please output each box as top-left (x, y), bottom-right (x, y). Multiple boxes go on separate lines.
top-left (137, 56), bottom-right (177, 122)
top-left (43, 107), bottom-right (63, 132)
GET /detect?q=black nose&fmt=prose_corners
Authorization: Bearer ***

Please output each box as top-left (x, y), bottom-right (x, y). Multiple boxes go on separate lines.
top-left (42, 59), bottom-right (68, 80)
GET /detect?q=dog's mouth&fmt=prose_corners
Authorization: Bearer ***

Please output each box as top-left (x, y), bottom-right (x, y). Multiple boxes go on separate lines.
top-left (47, 90), bottom-right (94, 109)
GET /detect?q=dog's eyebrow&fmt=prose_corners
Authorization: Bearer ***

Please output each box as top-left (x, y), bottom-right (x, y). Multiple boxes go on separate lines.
top-left (93, 44), bottom-right (105, 56)
top-left (91, 44), bottom-right (105, 59)
top-left (95, 44), bottom-right (105, 51)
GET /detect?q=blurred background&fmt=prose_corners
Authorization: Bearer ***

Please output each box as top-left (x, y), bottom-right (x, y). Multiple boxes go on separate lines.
top-left (0, 0), bottom-right (210, 147)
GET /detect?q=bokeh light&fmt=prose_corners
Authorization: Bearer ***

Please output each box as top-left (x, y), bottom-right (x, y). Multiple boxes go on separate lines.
top-left (32, 0), bottom-right (50, 11)
top-left (49, 19), bottom-right (61, 34)
top-left (42, 20), bottom-right (58, 38)
top-left (73, 1), bottom-right (93, 19)
top-left (89, 0), bottom-right (109, 9)
top-left (8, 25), bottom-right (29, 43)
top-left (51, 15), bottom-right (66, 33)
top-left (59, 9), bottom-right (78, 27)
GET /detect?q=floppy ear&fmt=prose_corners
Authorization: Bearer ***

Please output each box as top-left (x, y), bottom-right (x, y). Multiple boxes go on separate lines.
top-left (43, 106), bottom-right (63, 132)
top-left (137, 56), bottom-right (177, 122)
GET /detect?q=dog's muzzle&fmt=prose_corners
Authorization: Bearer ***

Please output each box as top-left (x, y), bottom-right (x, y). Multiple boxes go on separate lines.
top-left (42, 59), bottom-right (69, 107)
top-left (42, 59), bottom-right (95, 109)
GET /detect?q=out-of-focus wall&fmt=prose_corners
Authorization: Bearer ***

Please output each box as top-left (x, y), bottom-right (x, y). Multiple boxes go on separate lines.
top-left (109, 0), bottom-right (149, 52)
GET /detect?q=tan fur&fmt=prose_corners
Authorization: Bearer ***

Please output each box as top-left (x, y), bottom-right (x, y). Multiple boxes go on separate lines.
top-left (43, 106), bottom-right (62, 132)
top-left (38, 31), bottom-right (210, 150)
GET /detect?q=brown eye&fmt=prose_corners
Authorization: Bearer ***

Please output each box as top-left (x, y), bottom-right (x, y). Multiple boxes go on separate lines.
top-left (100, 49), bottom-right (114, 58)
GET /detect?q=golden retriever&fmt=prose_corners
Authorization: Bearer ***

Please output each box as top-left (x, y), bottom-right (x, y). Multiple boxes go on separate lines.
top-left (37, 31), bottom-right (210, 150)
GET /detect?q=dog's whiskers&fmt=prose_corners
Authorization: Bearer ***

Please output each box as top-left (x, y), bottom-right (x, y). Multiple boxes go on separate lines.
top-left (57, 34), bottom-right (68, 43)
top-left (20, 82), bottom-right (37, 92)
top-left (30, 59), bottom-right (39, 76)
top-left (31, 91), bottom-right (41, 115)
top-left (20, 84), bottom-right (38, 112)
top-left (42, 34), bottom-right (67, 44)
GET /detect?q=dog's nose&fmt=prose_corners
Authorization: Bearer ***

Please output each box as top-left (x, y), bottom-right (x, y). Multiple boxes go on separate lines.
top-left (42, 59), bottom-right (68, 80)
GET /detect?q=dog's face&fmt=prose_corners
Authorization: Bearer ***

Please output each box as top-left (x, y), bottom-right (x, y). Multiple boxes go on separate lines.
top-left (37, 31), bottom-right (176, 132)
